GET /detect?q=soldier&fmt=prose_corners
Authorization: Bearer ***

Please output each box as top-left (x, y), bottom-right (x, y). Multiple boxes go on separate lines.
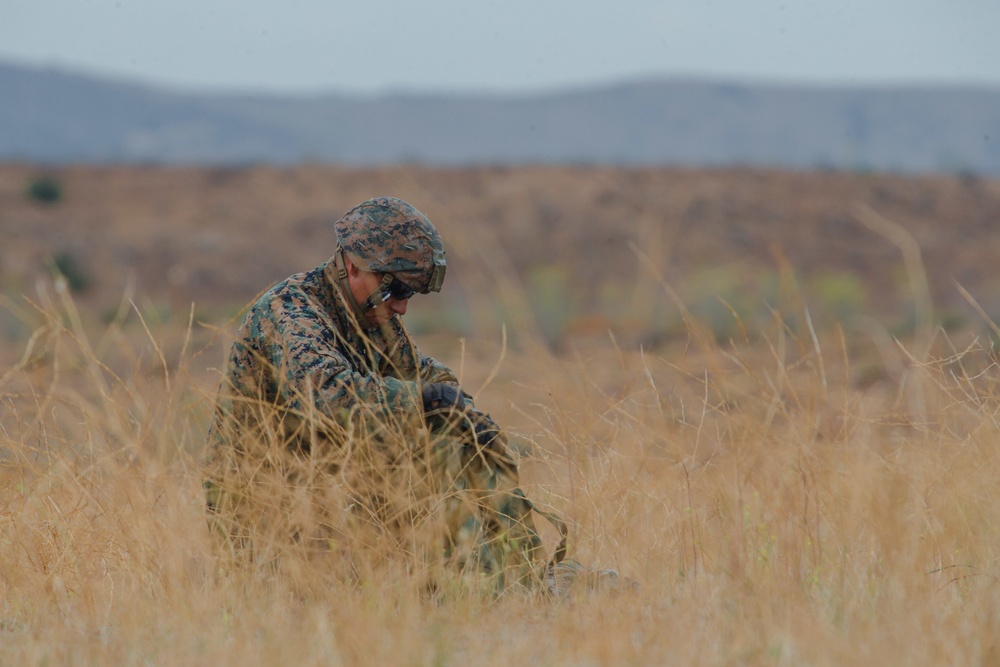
top-left (203, 196), bottom-right (569, 595)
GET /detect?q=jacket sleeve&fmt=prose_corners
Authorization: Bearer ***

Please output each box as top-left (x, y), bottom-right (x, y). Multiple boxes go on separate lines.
top-left (245, 290), bottom-right (425, 427)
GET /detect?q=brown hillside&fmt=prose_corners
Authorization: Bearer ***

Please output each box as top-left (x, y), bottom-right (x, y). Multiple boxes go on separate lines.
top-left (2, 163), bottom-right (999, 348)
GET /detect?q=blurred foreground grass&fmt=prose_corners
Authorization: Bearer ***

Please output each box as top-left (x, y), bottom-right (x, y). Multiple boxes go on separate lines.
top-left (3, 274), bottom-right (1000, 666)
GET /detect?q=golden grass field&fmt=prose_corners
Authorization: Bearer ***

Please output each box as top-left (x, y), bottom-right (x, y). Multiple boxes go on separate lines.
top-left (3, 164), bottom-right (1000, 665)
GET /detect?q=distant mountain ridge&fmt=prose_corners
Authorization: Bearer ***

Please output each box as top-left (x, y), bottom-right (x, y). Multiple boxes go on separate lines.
top-left (2, 61), bottom-right (999, 174)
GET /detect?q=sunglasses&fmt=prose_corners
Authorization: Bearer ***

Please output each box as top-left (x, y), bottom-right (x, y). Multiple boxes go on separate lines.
top-left (380, 274), bottom-right (416, 301)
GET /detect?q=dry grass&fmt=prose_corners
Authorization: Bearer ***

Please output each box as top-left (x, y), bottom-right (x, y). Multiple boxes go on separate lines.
top-left (4, 250), bottom-right (1000, 666)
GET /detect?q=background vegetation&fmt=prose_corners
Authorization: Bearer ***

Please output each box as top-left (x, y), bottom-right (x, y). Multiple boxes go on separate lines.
top-left (2, 164), bottom-right (1000, 665)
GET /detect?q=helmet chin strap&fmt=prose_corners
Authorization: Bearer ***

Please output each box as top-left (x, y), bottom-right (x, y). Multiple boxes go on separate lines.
top-left (332, 246), bottom-right (380, 329)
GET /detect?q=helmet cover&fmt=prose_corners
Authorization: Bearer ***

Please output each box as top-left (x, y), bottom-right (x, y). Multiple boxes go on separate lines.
top-left (334, 197), bottom-right (446, 293)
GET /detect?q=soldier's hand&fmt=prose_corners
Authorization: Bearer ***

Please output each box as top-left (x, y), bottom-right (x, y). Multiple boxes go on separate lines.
top-left (471, 411), bottom-right (503, 448)
top-left (464, 409), bottom-right (517, 476)
top-left (421, 382), bottom-right (466, 414)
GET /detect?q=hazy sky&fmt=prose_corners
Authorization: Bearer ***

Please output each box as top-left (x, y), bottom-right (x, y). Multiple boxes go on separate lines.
top-left (2, 0), bottom-right (998, 94)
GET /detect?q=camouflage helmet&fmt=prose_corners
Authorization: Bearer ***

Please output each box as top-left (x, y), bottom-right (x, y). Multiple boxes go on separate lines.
top-left (334, 197), bottom-right (446, 293)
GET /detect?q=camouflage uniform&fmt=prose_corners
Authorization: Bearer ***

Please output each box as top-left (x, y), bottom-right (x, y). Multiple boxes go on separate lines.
top-left (204, 198), bottom-right (557, 594)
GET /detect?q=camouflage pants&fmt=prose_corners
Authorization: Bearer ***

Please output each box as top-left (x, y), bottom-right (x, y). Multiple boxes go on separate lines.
top-left (203, 428), bottom-right (562, 595)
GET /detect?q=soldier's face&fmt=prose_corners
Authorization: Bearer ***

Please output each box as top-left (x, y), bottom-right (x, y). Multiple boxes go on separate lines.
top-left (348, 263), bottom-right (409, 326)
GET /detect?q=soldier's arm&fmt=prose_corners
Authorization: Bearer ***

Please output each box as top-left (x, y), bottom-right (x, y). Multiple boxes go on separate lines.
top-left (257, 293), bottom-right (425, 425)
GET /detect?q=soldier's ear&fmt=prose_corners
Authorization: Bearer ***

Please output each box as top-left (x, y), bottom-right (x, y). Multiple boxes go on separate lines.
top-left (343, 255), bottom-right (362, 278)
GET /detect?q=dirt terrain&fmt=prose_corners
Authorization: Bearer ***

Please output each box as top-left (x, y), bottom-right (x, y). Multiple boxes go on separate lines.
top-left (2, 163), bottom-right (999, 350)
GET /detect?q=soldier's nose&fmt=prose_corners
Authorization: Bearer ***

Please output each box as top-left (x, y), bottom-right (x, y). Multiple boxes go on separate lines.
top-left (390, 298), bottom-right (408, 315)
